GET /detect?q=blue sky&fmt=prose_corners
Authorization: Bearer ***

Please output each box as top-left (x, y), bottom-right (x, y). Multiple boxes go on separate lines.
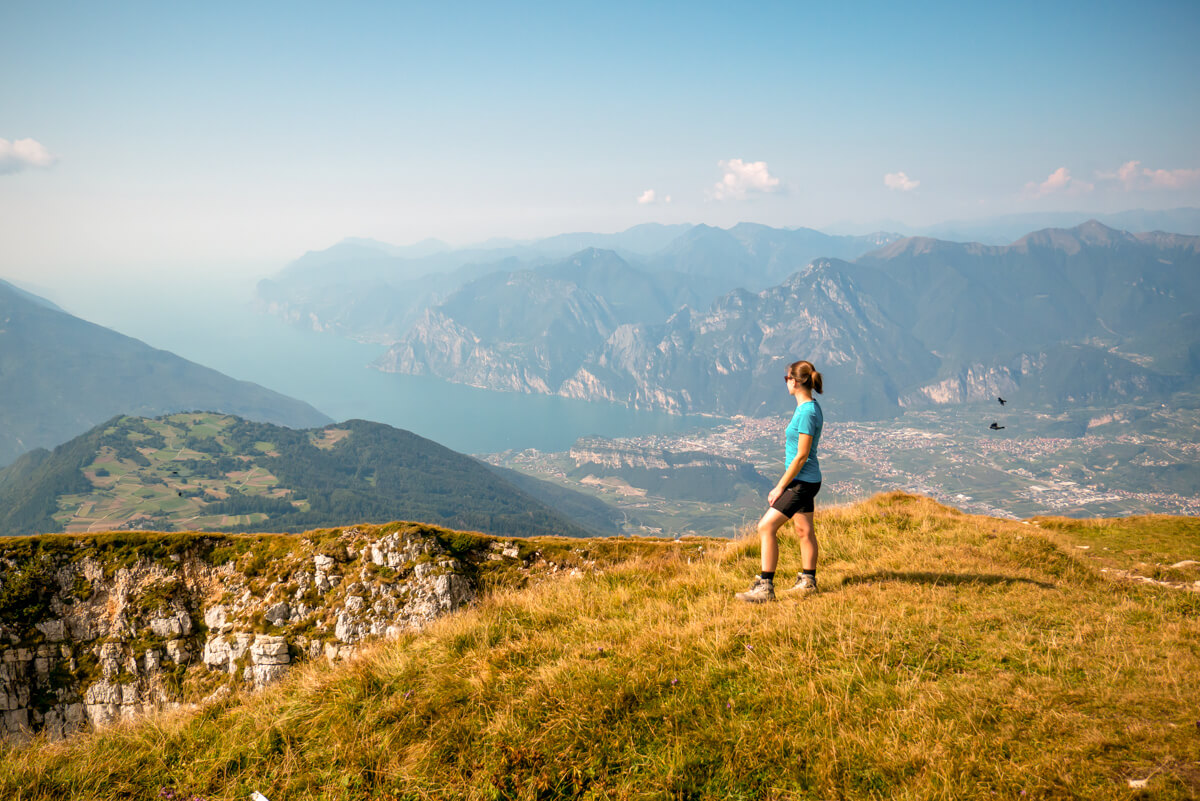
top-left (2, 0), bottom-right (1198, 281)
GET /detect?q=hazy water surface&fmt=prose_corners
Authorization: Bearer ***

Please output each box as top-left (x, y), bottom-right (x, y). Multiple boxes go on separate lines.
top-left (48, 277), bottom-right (718, 454)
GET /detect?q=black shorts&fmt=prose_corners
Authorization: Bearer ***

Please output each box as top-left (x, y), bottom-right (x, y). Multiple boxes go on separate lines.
top-left (771, 479), bottom-right (821, 517)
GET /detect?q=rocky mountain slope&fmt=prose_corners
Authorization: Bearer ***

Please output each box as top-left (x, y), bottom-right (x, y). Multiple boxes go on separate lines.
top-left (379, 222), bottom-right (1200, 418)
top-left (0, 280), bottom-right (330, 467)
top-left (258, 223), bottom-right (897, 346)
top-left (568, 438), bottom-right (770, 504)
top-left (0, 523), bottom-right (668, 741)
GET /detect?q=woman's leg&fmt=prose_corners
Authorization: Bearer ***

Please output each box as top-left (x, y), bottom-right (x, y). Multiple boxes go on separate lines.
top-left (792, 511), bottom-right (818, 571)
top-left (757, 508), bottom-right (790, 574)
top-left (736, 508), bottom-right (792, 602)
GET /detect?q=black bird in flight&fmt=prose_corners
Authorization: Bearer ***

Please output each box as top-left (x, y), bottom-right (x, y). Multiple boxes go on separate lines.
top-left (989, 422), bottom-right (1005, 430)
top-left (997, 397), bottom-right (1007, 405)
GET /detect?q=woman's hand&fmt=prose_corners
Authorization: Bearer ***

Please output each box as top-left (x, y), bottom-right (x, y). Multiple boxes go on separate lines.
top-left (768, 486), bottom-right (783, 506)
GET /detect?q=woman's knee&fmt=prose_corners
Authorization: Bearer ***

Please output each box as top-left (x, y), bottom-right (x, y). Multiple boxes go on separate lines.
top-left (792, 516), bottom-right (815, 539)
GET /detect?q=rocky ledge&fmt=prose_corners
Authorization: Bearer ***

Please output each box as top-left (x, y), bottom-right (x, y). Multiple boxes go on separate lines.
top-left (0, 522), bottom-right (589, 742)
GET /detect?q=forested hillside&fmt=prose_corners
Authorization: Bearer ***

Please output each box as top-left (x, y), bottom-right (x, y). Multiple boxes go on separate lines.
top-left (0, 413), bottom-right (619, 539)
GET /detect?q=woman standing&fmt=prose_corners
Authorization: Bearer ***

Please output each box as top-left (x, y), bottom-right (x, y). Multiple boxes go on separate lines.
top-left (736, 360), bottom-right (823, 603)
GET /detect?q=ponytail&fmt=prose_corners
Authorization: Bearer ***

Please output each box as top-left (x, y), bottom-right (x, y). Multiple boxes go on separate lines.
top-left (787, 360), bottom-right (823, 394)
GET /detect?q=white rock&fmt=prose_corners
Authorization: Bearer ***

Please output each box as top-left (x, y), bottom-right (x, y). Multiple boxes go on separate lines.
top-left (2, 708), bottom-right (30, 737)
top-left (204, 605), bottom-right (228, 630)
top-left (264, 602), bottom-right (290, 626)
top-left (165, 639), bottom-right (190, 665)
top-left (250, 636), bottom-right (289, 666)
top-left (35, 619), bottom-right (66, 642)
top-left (202, 637), bottom-right (231, 670)
top-left (149, 613), bottom-right (186, 638)
top-left (250, 664), bottom-right (289, 686)
top-left (98, 643), bottom-right (124, 680)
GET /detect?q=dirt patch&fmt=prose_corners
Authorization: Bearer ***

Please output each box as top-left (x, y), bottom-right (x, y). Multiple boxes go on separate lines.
top-left (312, 428), bottom-right (351, 450)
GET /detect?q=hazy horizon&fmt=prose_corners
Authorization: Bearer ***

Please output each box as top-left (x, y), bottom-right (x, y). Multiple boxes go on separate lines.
top-left (2, 0), bottom-right (1198, 285)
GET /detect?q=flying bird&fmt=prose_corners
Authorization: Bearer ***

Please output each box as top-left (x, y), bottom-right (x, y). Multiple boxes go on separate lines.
top-left (997, 397), bottom-right (1007, 406)
top-left (989, 422), bottom-right (1005, 430)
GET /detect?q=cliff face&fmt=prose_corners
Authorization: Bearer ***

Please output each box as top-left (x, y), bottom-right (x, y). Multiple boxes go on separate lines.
top-left (0, 523), bottom-right (555, 742)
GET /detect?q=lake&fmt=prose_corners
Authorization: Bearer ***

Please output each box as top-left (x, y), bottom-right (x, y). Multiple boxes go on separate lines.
top-left (47, 276), bottom-right (720, 454)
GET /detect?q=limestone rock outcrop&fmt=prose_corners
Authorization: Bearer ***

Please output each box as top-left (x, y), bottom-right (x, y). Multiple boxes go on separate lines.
top-left (0, 523), bottom-right (539, 742)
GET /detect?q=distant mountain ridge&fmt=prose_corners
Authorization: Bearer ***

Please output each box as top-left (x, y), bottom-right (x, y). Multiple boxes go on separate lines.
top-left (255, 222), bottom-right (897, 345)
top-left (0, 280), bottom-right (330, 467)
top-left (0, 413), bottom-right (620, 538)
top-left (827, 206), bottom-right (1200, 244)
top-left (376, 221), bottom-right (1200, 418)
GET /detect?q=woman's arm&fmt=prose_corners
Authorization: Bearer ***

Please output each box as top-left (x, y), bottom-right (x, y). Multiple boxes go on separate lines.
top-left (767, 433), bottom-right (813, 505)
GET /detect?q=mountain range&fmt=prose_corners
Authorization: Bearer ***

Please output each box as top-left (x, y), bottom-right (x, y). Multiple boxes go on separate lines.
top-left (0, 280), bottom-right (330, 467)
top-left (255, 224), bottom-right (900, 344)
top-left (370, 221), bottom-right (1200, 419)
top-left (825, 206), bottom-right (1200, 244)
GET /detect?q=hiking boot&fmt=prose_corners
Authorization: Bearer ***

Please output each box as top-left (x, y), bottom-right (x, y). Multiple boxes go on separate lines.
top-left (789, 573), bottom-right (818, 594)
top-left (735, 577), bottom-right (775, 603)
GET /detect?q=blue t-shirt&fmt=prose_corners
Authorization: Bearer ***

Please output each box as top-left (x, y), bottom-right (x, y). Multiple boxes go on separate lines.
top-left (785, 400), bottom-right (822, 483)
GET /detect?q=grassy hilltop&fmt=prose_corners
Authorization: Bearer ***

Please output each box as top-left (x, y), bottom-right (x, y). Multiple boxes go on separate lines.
top-left (2, 494), bottom-right (1198, 800)
top-left (0, 412), bottom-right (616, 539)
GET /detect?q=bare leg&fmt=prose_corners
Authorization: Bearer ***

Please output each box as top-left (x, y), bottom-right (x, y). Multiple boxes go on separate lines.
top-left (756, 508), bottom-right (789, 574)
top-left (792, 511), bottom-right (818, 571)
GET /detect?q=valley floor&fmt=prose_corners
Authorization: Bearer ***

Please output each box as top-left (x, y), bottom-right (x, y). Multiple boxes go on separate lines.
top-left (484, 401), bottom-right (1200, 537)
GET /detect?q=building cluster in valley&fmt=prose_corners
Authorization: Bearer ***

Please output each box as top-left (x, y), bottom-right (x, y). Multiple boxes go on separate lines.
top-left (485, 409), bottom-right (1200, 530)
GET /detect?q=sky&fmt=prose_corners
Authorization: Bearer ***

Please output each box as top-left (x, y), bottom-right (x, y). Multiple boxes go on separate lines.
top-left (2, 0), bottom-right (1199, 283)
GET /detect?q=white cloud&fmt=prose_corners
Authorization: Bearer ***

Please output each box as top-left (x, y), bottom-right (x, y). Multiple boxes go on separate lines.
top-left (1117, 160), bottom-right (1141, 187)
top-left (884, 171), bottom-right (919, 191)
top-left (711, 158), bottom-right (780, 200)
top-left (1145, 167), bottom-right (1200, 189)
top-left (1024, 166), bottom-right (1093, 197)
top-left (637, 189), bottom-right (657, 204)
top-left (1099, 160), bottom-right (1200, 191)
top-left (0, 137), bottom-right (57, 175)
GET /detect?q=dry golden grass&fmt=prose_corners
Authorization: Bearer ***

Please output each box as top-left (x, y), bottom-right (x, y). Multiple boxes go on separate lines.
top-left (3, 492), bottom-right (1198, 800)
